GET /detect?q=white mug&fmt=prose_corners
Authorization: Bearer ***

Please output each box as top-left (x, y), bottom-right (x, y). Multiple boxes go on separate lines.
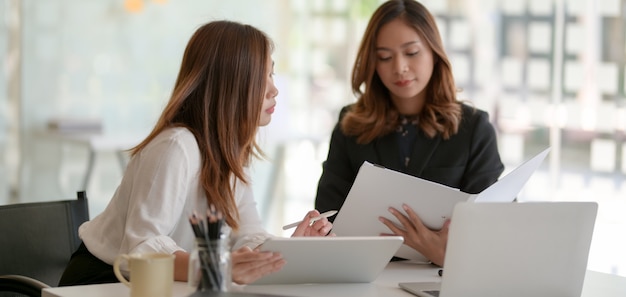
top-left (113, 253), bottom-right (175, 297)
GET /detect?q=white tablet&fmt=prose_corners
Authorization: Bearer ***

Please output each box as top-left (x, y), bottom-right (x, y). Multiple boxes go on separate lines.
top-left (250, 236), bottom-right (403, 285)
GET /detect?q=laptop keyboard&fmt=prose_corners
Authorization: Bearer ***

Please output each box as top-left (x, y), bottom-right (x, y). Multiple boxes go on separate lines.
top-left (424, 290), bottom-right (440, 297)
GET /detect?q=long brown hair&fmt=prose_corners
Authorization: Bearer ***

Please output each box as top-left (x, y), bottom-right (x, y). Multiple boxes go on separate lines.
top-left (130, 20), bottom-right (273, 230)
top-left (343, 0), bottom-right (461, 143)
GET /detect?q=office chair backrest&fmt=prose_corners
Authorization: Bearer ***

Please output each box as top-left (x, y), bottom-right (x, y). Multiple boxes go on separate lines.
top-left (0, 274), bottom-right (50, 297)
top-left (0, 191), bottom-right (89, 286)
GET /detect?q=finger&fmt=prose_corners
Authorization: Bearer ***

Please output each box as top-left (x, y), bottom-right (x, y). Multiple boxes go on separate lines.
top-left (234, 253), bottom-right (283, 270)
top-left (305, 209), bottom-right (321, 220)
top-left (311, 226), bottom-right (332, 237)
top-left (234, 263), bottom-right (284, 285)
top-left (234, 252), bottom-right (277, 263)
top-left (291, 210), bottom-right (321, 237)
top-left (231, 249), bottom-right (283, 270)
top-left (310, 217), bottom-right (332, 236)
top-left (232, 247), bottom-right (276, 263)
top-left (439, 219), bottom-right (451, 236)
top-left (236, 246), bottom-right (253, 253)
top-left (387, 206), bottom-right (416, 233)
top-left (232, 256), bottom-right (286, 284)
top-left (233, 246), bottom-right (257, 258)
top-left (319, 224), bottom-right (333, 236)
top-left (310, 216), bottom-right (328, 229)
top-left (379, 215), bottom-right (404, 235)
top-left (401, 204), bottom-right (429, 232)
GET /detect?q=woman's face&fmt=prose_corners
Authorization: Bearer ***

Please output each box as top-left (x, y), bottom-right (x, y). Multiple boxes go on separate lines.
top-left (259, 57), bottom-right (278, 126)
top-left (375, 18), bottom-right (434, 114)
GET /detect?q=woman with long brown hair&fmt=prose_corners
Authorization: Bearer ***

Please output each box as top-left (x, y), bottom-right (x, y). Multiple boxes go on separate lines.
top-left (315, 0), bottom-right (503, 266)
top-left (60, 20), bottom-right (332, 286)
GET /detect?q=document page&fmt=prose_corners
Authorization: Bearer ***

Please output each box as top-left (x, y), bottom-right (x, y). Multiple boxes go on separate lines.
top-left (331, 147), bottom-right (550, 261)
top-left (331, 162), bottom-right (470, 262)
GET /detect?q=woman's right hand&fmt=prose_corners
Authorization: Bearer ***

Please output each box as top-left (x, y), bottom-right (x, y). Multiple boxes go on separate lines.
top-left (379, 204), bottom-right (449, 267)
top-left (230, 246), bottom-right (285, 284)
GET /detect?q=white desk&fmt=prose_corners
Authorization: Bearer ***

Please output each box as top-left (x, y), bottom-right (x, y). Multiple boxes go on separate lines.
top-left (42, 262), bottom-right (626, 297)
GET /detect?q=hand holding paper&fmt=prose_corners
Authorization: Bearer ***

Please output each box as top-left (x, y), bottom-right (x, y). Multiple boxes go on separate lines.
top-left (331, 148), bottom-right (550, 262)
top-left (380, 204), bottom-right (451, 267)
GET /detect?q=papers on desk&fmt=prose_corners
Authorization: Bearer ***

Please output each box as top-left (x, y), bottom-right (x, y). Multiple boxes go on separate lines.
top-left (331, 147), bottom-right (550, 262)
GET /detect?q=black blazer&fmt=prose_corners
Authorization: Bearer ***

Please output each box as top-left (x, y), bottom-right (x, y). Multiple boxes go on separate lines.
top-left (314, 104), bottom-right (504, 217)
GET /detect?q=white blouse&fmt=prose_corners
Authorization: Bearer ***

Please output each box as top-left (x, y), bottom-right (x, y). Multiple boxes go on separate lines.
top-left (79, 127), bottom-right (272, 266)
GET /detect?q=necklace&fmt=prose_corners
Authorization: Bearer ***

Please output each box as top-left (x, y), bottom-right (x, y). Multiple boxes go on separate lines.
top-left (396, 115), bottom-right (419, 168)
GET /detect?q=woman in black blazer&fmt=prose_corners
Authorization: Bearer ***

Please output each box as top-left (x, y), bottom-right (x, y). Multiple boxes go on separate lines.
top-left (314, 0), bottom-right (504, 266)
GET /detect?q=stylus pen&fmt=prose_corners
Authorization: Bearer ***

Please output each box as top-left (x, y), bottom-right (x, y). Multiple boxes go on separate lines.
top-left (282, 210), bottom-right (338, 230)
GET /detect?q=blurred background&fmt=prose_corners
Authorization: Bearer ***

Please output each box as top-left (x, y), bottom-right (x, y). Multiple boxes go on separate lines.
top-left (1, 0), bottom-right (624, 276)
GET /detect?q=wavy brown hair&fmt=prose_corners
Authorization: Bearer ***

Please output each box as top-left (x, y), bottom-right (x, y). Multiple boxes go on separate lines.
top-left (343, 0), bottom-right (462, 143)
top-left (130, 21), bottom-right (273, 230)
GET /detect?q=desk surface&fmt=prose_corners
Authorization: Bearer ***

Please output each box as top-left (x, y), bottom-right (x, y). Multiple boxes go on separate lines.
top-left (43, 262), bottom-right (626, 297)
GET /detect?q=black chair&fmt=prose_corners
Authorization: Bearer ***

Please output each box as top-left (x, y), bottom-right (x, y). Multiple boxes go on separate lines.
top-left (0, 191), bottom-right (89, 296)
top-left (0, 275), bottom-right (49, 297)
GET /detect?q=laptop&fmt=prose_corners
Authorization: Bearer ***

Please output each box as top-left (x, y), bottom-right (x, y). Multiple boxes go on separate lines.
top-left (399, 201), bottom-right (597, 297)
top-left (251, 236), bottom-right (403, 285)
top-left (331, 148), bottom-right (550, 262)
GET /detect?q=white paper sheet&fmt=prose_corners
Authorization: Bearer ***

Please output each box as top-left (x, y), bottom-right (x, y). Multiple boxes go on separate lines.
top-left (331, 147), bottom-right (551, 261)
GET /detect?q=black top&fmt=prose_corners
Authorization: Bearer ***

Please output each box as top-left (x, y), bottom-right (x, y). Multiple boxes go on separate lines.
top-left (314, 103), bottom-right (505, 218)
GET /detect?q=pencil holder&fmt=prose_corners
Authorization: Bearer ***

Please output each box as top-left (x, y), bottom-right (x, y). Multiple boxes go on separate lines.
top-left (188, 238), bottom-right (231, 292)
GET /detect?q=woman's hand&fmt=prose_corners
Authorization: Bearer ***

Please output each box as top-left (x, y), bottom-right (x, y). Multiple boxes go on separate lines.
top-left (230, 246), bottom-right (285, 284)
top-left (291, 210), bottom-right (334, 237)
top-left (379, 204), bottom-right (450, 266)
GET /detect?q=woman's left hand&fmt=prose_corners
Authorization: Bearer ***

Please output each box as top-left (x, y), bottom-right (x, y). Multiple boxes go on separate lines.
top-left (379, 204), bottom-right (449, 267)
top-left (291, 210), bottom-right (334, 237)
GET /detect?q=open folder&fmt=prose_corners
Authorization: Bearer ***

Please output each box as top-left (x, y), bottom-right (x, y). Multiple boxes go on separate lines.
top-left (331, 147), bottom-right (551, 262)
